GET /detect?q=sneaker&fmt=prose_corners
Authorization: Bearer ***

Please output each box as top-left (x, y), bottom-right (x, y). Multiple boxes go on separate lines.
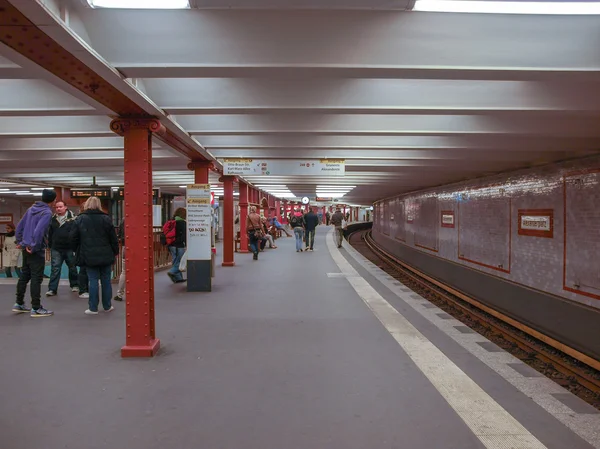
top-left (30, 307), bottom-right (54, 318)
top-left (79, 292), bottom-right (89, 299)
top-left (12, 303), bottom-right (31, 313)
top-left (309, 249), bottom-right (314, 252)
top-left (71, 286), bottom-right (80, 293)
top-left (104, 306), bottom-right (114, 313)
top-left (45, 291), bottom-right (57, 297)
top-left (113, 295), bottom-right (123, 302)
top-left (167, 272), bottom-right (177, 283)
top-left (84, 309), bottom-right (99, 315)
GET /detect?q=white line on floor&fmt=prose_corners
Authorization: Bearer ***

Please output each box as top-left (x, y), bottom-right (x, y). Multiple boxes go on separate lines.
top-left (326, 230), bottom-right (547, 449)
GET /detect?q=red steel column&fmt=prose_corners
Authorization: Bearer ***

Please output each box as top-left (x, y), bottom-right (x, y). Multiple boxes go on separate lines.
top-left (239, 182), bottom-right (249, 253)
top-left (275, 200), bottom-right (281, 222)
top-left (189, 160), bottom-right (213, 184)
top-left (111, 118), bottom-right (165, 358)
top-left (220, 175), bottom-right (235, 267)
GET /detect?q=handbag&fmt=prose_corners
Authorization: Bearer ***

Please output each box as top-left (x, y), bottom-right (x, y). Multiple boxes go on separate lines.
top-left (341, 219), bottom-right (348, 229)
top-left (248, 219), bottom-right (263, 239)
top-left (179, 250), bottom-right (188, 272)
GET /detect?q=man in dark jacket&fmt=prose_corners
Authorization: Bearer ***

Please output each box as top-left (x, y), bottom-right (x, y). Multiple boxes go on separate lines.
top-left (330, 207), bottom-right (345, 248)
top-left (12, 189), bottom-right (56, 317)
top-left (46, 201), bottom-right (79, 296)
top-left (303, 207), bottom-right (320, 252)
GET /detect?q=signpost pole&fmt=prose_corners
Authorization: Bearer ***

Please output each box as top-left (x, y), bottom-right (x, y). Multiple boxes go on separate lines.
top-left (186, 184), bottom-right (212, 292)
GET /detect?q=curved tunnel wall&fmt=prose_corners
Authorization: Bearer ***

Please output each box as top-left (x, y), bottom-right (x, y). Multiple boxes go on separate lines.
top-left (370, 155), bottom-right (600, 361)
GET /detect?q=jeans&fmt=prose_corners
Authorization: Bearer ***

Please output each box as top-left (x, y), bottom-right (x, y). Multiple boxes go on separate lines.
top-left (48, 249), bottom-right (79, 292)
top-left (293, 227), bottom-right (305, 251)
top-left (168, 246), bottom-right (186, 282)
top-left (248, 231), bottom-right (259, 255)
top-left (4, 266), bottom-right (21, 278)
top-left (116, 257), bottom-right (125, 298)
top-left (87, 265), bottom-right (112, 312)
top-left (305, 229), bottom-right (315, 250)
top-left (78, 266), bottom-right (88, 294)
top-left (264, 234), bottom-right (275, 248)
top-left (16, 251), bottom-right (45, 310)
top-left (335, 226), bottom-right (344, 247)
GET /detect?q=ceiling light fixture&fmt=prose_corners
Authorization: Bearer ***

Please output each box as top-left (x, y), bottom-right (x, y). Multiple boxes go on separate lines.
top-left (88, 0), bottom-right (190, 8)
top-left (413, 0), bottom-right (600, 14)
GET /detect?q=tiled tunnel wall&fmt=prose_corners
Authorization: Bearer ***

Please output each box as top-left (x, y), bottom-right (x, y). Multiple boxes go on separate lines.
top-left (373, 154), bottom-right (600, 310)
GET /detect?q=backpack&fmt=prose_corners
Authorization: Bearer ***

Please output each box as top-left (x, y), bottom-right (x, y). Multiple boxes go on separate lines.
top-left (290, 214), bottom-right (301, 228)
top-left (161, 220), bottom-right (177, 246)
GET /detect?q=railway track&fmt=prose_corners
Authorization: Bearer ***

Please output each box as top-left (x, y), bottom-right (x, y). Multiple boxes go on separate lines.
top-left (348, 229), bottom-right (600, 410)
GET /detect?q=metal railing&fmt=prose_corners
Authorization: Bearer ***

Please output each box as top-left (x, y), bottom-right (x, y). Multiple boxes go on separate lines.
top-left (1, 229), bottom-right (172, 280)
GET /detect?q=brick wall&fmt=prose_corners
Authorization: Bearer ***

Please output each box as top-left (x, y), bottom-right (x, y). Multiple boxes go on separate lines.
top-left (373, 154), bottom-right (600, 310)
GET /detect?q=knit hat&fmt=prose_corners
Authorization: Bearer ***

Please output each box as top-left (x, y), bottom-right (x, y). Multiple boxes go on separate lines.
top-left (41, 189), bottom-right (57, 204)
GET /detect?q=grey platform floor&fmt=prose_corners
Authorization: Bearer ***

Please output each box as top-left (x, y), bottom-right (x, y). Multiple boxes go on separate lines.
top-left (0, 227), bottom-right (596, 449)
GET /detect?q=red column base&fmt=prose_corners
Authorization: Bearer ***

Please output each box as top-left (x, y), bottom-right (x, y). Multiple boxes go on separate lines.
top-left (222, 261), bottom-right (235, 267)
top-left (121, 339), bottom-right (161, 358)
top-left (238, 249), bottom-right (249, 253)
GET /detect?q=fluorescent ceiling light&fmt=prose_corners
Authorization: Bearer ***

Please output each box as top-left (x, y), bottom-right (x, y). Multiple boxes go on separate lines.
top-left (179, 185), bottom-right (187, 188)
top-left (413, 0), bottom-right (600, 15)
top-left (88, 0), bottom-right (190, 9)
top-left (31, 187), bottom-right (53, 191)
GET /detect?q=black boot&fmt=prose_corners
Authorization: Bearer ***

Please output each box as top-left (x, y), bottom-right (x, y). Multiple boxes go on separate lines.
top-left (253, 252), bottom-right (258, 260)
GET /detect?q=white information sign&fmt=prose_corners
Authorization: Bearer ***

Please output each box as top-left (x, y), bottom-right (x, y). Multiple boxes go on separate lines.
top-left (442, 214), bottom-right (455, 225)
top-left (222, 159), bottom-right (345, 176)
top-left (186, 184), bottom-right (212, 261)
top-left (520, 215), bottom-right (551, 231)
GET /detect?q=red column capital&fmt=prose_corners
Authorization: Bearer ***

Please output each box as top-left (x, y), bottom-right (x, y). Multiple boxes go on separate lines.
top-left (187, 160), bottom-right (214, 172)
top-left (110, 118), bottom-right (165, 136)
top-left (218, 175), bottom-right (237, 183)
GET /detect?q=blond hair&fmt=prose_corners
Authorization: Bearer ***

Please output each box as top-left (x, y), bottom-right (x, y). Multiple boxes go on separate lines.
top-left (83, 196), bottom-right (102, 211)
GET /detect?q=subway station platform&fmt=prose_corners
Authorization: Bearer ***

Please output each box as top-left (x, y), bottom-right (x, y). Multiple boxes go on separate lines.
top-left (0, 227), bottom-right (598, 449)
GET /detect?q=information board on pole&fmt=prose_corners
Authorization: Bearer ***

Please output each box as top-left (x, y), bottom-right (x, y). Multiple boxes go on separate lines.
top-left (222, 159), bottom-right (345, 176)
top-left (186, 184), bottom-right (212, 261)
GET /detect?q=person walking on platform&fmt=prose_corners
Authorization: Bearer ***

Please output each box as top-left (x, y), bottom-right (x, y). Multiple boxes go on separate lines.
top-left (330, 207), bottom-right (345, 248)
top-left (113, 218), bottom-right (125, 301)
top-left (3, 223), bottom-right (21, 278)
top-left (325, 210), bottom-right (331, 226)
top-left (165, 208), bottom-right (187, 283)
top-left (46, 201), bottom-right (79, 296)
top-left (12, 188), bottom-right (56, 317)
top-left (290, 209), bottom-right (305, 252)
top-left (303, 207), bottom-right (319, 252)
top-left (246, 206), bottom-right (263, 260)
top-left (70, 196), bottom-right (119, 315)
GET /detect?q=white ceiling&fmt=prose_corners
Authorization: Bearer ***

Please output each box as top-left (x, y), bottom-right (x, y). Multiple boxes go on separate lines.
top-left (0, 1), bottom-right (598, 205)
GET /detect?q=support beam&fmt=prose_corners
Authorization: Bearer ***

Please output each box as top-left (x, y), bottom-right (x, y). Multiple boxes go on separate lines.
top-left (220, 175), bottom-right (236, 267)
top-left (238, 182), bottom-right (249, 253)
top-left (110, 117), bottom-right (165, 358)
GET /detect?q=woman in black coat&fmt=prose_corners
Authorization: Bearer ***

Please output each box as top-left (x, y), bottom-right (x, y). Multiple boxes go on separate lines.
top-left (70, 196), bottom-right (119, 315)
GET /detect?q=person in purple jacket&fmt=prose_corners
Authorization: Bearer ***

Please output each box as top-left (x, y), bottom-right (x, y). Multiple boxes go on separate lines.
top-left (12, 189), bottom-right (57, 317)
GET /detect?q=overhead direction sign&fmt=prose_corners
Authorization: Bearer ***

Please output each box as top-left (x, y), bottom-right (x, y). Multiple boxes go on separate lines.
top-left (222, 159), bottom-right (345, 176)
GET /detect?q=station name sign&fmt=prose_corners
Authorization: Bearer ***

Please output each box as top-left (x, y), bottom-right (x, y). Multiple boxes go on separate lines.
top-left (518, 209), bottom-right (553, 238)
top-left (222, 159), bottom-right (345, 177)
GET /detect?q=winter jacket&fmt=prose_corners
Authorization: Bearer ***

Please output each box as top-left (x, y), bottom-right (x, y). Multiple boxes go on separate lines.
top-left (15, 202), bottom-right (53, 254)
top-left (303, 211), bottom-right (320, 231)
top-left (330, 211), bottom-right (344, 227)
top-left (48, 210), bottom-right (76, 251)
top-left (2, 232), bottom-right (20, 267)
top-left (70, 209), bottom-right (119, 267)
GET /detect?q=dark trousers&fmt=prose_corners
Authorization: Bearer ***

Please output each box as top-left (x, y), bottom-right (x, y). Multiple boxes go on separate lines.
top-left (16, 251), bottom-right (45, 310)
top-left (48, 249), bottom-right (79, 292)
top-left (78, 266), bottom-right (89, 294)
top-left (4, 266), bottom-right (22, 278)
top-left (305, 229), bottom-right (316, 249)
